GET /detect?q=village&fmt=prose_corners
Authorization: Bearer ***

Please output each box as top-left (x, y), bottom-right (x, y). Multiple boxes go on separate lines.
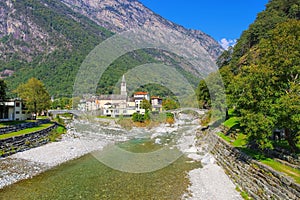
top-left (77, 75), bottom-right (163, 117)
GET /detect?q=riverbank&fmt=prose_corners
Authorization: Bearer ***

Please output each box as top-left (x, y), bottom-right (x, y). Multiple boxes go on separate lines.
top-left (0, 126), bottom-right (113, 189)
top-left (174, 123), bottom-right (242, 200)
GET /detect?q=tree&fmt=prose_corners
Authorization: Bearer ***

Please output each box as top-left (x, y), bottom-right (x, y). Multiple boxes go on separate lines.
top-left (15, 78), bottom-right (51, 115)
top-left (259, 20), bottom-right (300, 152)
top-left (229, 20), bottom-right (300, 151)
top-left (216, 47), bottom-right (233, 68)
top-left (0, 80), bottom-right (7, 118)
top-left (196, 72), bottom-right (227, 121)
top-left (140, 99), bottom-right (152, 111)
top-left (277, 82), bottom-right (300, 152)
top-left (196, 80), bottom-right (211, 109)
top-left (162, 98), bottom-right (179, 111)
top-left (0, 80), bottom-right (7, 101)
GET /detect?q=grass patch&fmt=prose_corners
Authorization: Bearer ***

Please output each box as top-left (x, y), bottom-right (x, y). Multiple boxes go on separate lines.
top-left (232, 133), bottom-right (248, 147)
top-left (0, 123), bottom-right (54, 140)
top-left (228, 108), bottom-right (236, 116)
top-left (261, 158), bottom-right (300, 184)
top-left (48, 124), bottom-right (66, 142)
top-left (217, 132), bottom-right (247, 148)
top-left (36, 116), bottom-right (49, 120)
top-left (223, 116), bottom-right (239, 128)
top-left (236, 186), bottom-right (251, 200)
top-left (217, 132), bottom-right (232, 143)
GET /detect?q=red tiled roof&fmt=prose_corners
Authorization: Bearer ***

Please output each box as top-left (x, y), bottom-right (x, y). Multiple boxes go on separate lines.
top-left (134, 91), bottom-right (148, 95)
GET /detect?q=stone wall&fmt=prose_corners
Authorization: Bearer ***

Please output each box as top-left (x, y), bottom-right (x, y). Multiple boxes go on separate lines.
top-left (0, 123), bottom-right (57, 157)
top-left (0, 119), bottom-right (51, 135)
top-left (219, 124), bottom-right (300, 167)
top-left (208, 131), bottom-right (300, 199)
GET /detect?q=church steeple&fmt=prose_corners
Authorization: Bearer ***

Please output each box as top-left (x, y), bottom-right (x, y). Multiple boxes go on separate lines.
top-left (121, 75), bottom-right (127, 96)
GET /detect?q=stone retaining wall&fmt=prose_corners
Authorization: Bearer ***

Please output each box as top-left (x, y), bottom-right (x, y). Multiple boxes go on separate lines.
top-left (0, 123), bottom-right (57, 157)
top-left (0, 119), bottom-right (51, 135)
top-left (219, 125), bottom-right (300, 167)
top-left (208, 131), bottom-right (300, 199)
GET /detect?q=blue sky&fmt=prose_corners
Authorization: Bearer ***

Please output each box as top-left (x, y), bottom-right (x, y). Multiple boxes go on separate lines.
top-left (139, 0), bottom-right (269, 49)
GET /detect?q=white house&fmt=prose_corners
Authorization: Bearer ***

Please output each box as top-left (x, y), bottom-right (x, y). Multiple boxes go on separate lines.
top-left (134, 91), bottom-right (150, 110)
top-left (0, 99), bottom-right (31, 121)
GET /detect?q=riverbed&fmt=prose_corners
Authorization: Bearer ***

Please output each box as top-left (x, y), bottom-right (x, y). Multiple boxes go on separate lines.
top-left (0, 114), bottom-right (242, 199)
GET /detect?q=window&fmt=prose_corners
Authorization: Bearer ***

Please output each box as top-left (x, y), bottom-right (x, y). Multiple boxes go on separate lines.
top-left (16, 111), bottom-right (20, 114)
top-left (16, 102), bottom-right (20, 107)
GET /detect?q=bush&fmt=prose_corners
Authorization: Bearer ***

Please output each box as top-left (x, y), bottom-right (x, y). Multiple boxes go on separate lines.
top-left (48, 125), bottom-right (66, 142)
top-left (165, 112), bottom-right (175, 124)
top-left (132, 113), bottom-right (145, 123)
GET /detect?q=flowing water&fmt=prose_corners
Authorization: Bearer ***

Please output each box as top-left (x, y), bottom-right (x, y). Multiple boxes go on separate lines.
top-left (0, 114), bottom-right (206, 200)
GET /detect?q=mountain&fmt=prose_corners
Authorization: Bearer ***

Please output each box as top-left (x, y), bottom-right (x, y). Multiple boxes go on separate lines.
top-left (61, 0), bottom-right (223, 60)
top-left (1, 0), bottom-right (112, 96)
top-left (0, 0), bottom-right (223, 97)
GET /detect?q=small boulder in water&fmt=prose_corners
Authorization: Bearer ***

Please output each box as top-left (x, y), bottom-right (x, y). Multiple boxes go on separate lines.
top-left (154, 138), bottom-right (161, 144)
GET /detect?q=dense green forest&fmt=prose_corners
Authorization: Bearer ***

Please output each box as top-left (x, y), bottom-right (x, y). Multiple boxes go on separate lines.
top-left (198, 0), bottom-right (300, 152)
top-left (3, 0), bottom-right (199, 99)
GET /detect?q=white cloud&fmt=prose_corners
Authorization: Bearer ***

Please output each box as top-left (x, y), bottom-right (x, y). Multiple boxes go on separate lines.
top-left (219, 38), bottom-right (237, 50)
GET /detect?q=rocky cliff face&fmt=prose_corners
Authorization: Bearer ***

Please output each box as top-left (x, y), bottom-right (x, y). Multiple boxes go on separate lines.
top-left (61, 0), bottom-right (223, 60)
top-left (0, 0), bottom-right (58, 63)
top-left (0, 0), bottom-right (222, 67)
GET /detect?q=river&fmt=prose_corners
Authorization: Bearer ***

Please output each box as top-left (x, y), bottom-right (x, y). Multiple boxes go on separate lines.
top-left (0, 113), bottom-right (241, 200)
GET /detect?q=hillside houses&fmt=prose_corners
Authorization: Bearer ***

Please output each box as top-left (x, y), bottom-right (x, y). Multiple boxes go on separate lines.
top-left (78, 75), bottom-right (163, 117)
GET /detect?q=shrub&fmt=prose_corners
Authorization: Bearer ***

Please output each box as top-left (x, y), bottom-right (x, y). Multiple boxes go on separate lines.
top-left (132, 113), bottom-right (145, 123)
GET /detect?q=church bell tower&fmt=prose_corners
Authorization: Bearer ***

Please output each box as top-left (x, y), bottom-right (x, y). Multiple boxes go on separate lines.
top-left (121, 75), bottom-right (127, 97)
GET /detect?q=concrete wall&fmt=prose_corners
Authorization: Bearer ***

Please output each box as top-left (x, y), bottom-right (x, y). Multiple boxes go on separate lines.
top-left (0, 123), bottom-right (57, 157)
top-left (207, 131), bottom-right (300, 199)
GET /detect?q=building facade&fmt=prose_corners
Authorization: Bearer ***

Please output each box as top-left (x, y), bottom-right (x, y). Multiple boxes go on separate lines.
top-left (0, 99), bottom-right (31, 121)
